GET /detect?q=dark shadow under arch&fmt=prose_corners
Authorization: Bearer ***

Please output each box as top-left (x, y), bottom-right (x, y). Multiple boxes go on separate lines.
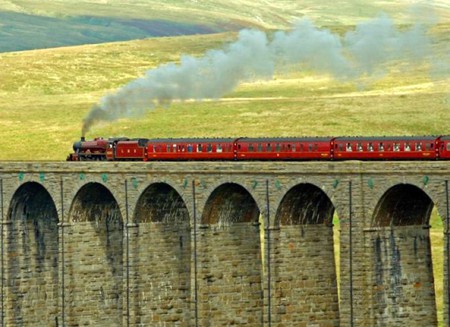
top-left (7, 182), bottom-right (59, 325)
top-left (67, 182), bottom-right (123, 326)
top-left (134, 182), bottom-right (189, 224)
top-left (198, 183), bottom-right (262, 325)
top-left (373, 184), bottom-right (433, 227)
top-left (275, 183), bottom-right (335, 225)
top-left (272, 182), bottom-right (340, 325)
top-left (132, 182), bottom-right (191, 325)
top-left (201, 183), bottom-right (260, 225)
top-left (370, 183), bottom-right (436, 325)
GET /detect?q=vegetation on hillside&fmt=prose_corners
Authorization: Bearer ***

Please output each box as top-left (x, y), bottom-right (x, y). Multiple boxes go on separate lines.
top-left (1, 0), bottom-right (449, 52)
top-left (0, 2), bottom-right (449, 325)
top-left (0, 20), bottom-right (449, 160)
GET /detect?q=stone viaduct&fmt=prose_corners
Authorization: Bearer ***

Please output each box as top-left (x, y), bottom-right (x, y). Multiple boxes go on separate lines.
top-left (0, 160), bottom-right (449, 326)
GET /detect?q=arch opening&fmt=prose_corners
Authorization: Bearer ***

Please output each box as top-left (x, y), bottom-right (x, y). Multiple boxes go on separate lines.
top-left (275, 183), bottom-right (335, 225)
top-left (273, 183), bottom-right (340, 325)
top-left (373, 184), bottom-right (433, 227)
top-left (201, 183), bottom-right (260, 225)
top-left (198, 183), bottom-right (262, 325)
top-left (134, 182), bottom-right (189, 224)
top-left (67, 182), bottom-right (123, 326)
top-left (370, 184), bottom-right (436, 325)
top-left (6, 182), bottom-right (59, 325)
top-left (132, 182), bottom-right (191, 325)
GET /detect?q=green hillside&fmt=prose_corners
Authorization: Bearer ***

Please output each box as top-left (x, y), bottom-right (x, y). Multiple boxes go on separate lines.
top-left (0, 20), bottom-right (449, 160)
top-left (0, 2), bottom-right (449, 325)
top-left (1, 0), bottom-right (449, 52)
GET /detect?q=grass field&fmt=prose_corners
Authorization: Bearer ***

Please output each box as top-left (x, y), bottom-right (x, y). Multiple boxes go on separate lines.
top-left (1, 23), bottom-right (449, 160)
top-left (0, 6), bottom-right (449, 324)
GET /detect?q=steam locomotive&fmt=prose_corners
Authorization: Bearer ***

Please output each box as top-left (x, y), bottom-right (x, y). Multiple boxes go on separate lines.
top-left (67, 135), bottom-right (450, 161)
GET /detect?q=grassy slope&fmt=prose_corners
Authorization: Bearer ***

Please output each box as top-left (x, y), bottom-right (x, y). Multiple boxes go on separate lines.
top-left (2, 0), bottom-right (450, 26)
top-left (1, 0), bottom-right (449, 52)
top-left (1, 23), bottom-right (448, 160)
top-left (0, 1), bottom-right (449, 325)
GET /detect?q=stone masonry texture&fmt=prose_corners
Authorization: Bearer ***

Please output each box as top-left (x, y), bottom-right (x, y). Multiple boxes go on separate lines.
top-left (0, 161), bottom-right (449, 326)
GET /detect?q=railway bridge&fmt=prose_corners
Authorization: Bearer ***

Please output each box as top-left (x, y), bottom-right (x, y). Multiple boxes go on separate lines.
top-left (0, 161), bottom-right (449, 326)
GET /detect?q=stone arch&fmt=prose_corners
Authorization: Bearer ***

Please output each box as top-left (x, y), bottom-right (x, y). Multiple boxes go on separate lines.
top-left (5, 182), bottom-right (59, 326)
top-left (127, 177), bottom-right (192, 224)
top-left (270, 178), bottom-right (340, 225)
top-left (65, 177), bottom-right (125, 224)
top-left (197, 182), bottom-right (262, 325)
top-left (66, 182), bottom-right (123, 326)
top-left (201, 182), bottom-right (260, 225)
top-left (131, 182), bottom-right (191, 325)
top-left (271, 182), bottom-right (339, 325)
top-left (370, 183), bottom-right (437, 326)
top-left (275, 183), bottom-right (335, 226)
top-left (134, 182), bottom-right (190, 224)
top-left (373, 184), bottom-right (433, 227)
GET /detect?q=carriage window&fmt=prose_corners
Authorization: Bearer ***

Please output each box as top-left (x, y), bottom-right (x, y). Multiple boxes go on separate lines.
top-left (379, 143), bottom-right (384, 151)
top-left (187, 144), bottom-right (193, 152)
top-left (217, 144), bottom-right (223, 152)
top-left (416, 143), bottom-right (422, 151)
top-left (292, 144), bottom-right (296, 152)
top-left (405, 143), bottom-right (411, 151)
top-left (207, 144), bottom-right (212, 152)
top-left (447, 143), bottom-right (450, 151)
top-left (197, 144), bottom-right (202, 152)
top-left (426, 143), bottom-right (433, 150)
top-left (167, 145), bottom-right (171, 152)
top-left (357, 143), bottom-right (363, 151)
top-left (267, 143), bottom-right (272, 152)
top-left (258, 144), bottom-right (262, 152)
top-left (276, 143), bottom-right (281, 152)
top-left (346, 143), bottom-right (352, 152)
top-left (308, 144), bottom-right (313, 152)
top-left (338, 144), bottom-right (343, 151)
top-left (394, 143), bottom-right (400, 151)
top-left (249, 144), bottom-right (254, 152)
top-left (368, 143), bottom-right (374, 151)
top-left (300, 143), bottom-right (304, 151)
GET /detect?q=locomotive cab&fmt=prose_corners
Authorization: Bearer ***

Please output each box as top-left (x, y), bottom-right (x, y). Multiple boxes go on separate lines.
top-left (68, 136), bottom-right (110, 161)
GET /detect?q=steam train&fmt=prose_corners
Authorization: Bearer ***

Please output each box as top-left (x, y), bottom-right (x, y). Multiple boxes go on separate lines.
top-left (67, 135), bottom-right (450, 161)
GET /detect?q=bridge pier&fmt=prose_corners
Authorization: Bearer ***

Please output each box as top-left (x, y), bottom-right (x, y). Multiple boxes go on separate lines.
top-left (0, 161), bottom-right (448, 326)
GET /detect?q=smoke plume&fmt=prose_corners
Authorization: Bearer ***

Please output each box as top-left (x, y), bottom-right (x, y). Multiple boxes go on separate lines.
top-left (82, 15), bottom-right (434, 135)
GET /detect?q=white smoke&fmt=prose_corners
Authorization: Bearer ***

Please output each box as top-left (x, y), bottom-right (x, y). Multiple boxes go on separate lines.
top-left (82, 15), bottom-right (436, 135)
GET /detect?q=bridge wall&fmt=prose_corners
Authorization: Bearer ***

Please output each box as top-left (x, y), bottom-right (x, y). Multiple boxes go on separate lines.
top-left (0, 161), bottom-right (448, 326)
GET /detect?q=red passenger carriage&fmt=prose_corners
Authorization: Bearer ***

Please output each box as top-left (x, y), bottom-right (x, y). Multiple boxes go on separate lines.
top-left (145, 138), bottom-right (237, 160)
top-left (437, 136), bottom-right (450, 159)
top-left (333, 136), bottom-right (439, 160)
top-left (236, 137), bottom-right (333, 160)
